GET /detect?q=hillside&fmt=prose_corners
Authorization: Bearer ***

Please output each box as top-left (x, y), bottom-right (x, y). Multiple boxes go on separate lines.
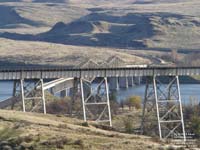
top-left (0, 38), bottom-right (151, 67)
top-left (0, 0), bottom-right (199, 52)
top-left (0, 109), bottom-right (178, 150)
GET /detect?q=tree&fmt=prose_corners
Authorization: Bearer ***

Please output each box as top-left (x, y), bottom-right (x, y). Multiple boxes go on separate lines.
top-left (126, 96), bottom-right (141, 110)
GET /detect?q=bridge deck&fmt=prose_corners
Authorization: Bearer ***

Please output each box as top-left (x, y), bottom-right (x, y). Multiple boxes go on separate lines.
top-left (0, 66), bottom-right (200, 80)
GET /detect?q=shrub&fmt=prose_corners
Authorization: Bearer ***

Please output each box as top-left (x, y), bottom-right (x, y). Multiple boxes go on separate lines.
top-left (183, 98), bottom-right (200, 138)
top-left (167, 146), bottom-right (176, 150)
top-left (74, 139), bottom-right (84, 148)
top-left (41, 137), bottom-right (70, 149)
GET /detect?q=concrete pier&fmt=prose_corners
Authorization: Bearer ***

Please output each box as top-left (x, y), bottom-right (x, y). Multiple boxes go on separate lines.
top-left (128, 77), bottom-right (134, 87)
top-left (134, 77), bottom-right (142, 85)
top-left (119, 77), bottom-right (128, 89)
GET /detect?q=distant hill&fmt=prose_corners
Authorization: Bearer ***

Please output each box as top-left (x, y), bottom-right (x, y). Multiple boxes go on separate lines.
top-left (35, 12), bottom-right (153, 48)
top-left (33, 0), bottom-right (69, 3)
top-left (0, 5), bottom-right (41, 28)
top-left (0, 0), bottom-right (199, 56)
top-left (0, 0), bottom-right (190, 4)
top-left (0, 0), bottom-right (68, 2)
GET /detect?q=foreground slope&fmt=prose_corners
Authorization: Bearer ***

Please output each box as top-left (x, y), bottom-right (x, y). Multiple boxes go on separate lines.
top-left (0, 109), bottom-right (173, 150)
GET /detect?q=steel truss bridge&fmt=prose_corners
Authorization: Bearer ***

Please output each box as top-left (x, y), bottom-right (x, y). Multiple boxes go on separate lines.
top-left (1, 66), bottom-right (200, 142)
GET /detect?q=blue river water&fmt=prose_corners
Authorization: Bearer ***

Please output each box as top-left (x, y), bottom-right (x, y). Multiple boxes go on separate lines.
top-left (115, 84), bottom-right (200, 105)
top-left (1, 81), bottom-right (200, 105)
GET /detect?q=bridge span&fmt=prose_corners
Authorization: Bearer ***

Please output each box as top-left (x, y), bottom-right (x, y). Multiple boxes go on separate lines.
top-left (1, 66), bottom-right (199, 142)
top-left (0, 66), bottom-right (200, 80)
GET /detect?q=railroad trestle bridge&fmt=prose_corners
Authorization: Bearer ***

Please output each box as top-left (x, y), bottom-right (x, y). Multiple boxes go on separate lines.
top-left (1, 66), bottom-right (200, 142)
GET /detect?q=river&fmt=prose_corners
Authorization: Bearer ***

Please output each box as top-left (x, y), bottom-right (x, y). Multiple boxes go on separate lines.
top-left (115, 84), bottom-right (200, 105)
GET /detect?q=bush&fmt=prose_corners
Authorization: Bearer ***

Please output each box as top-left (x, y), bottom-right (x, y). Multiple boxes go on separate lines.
top-left (191, 116), bottom-right (200, 138)
top-left (46, 97), bottom-right (71, 114)
top-left (81, 122), bottom-right (89, 127)
top-left (123, 116), bottom-right (134, 133)
top-left (126, 96), bottom-right (141, 110)
top-left (109, 92), bottom-right (117, 102)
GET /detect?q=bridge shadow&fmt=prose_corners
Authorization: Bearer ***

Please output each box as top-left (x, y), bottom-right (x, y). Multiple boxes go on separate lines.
top-left (0, 11), bottom-right (188, 49)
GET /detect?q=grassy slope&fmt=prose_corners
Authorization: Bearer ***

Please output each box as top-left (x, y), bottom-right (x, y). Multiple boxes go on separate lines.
top-left (0, 109), bottom-right (173, 150)
top-left (0, 38), bottom-right (151, 67)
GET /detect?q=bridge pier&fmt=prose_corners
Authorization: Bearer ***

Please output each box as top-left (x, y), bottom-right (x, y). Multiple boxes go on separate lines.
top-left (69, 78), bottom-right (79, 115)
top-left (119, 77), bottom-right (128, 89)
top-left (109, 77), bottom-right (119, 91)
top-left (49, 88), bottom-right (55, 95)
top-left (80, 77), bottom-right (112, 126)
top-left (141, 76), bottom-right (186, 141)
top-left (134, 76), bottom-right (141, 85)
top-left (128, 77), bottom-right (134, 87)
top-left (60, 89), bottom-right (67, 98)
top-left (60, 87), bottom-right (75, 98)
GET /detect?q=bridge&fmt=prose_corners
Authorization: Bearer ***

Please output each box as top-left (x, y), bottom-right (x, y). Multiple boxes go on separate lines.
top-left (1, 66), bottom-right (200, 142)
top-left (0, 66), bottom-right (200, 79)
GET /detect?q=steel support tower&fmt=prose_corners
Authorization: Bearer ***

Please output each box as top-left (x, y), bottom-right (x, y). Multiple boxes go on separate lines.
top-left (80, 77), bottom-right (112, 126)
top-left (20, 79), bottom-right (46, 114)
top-left (141, 76), bottom-right (186, 141)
